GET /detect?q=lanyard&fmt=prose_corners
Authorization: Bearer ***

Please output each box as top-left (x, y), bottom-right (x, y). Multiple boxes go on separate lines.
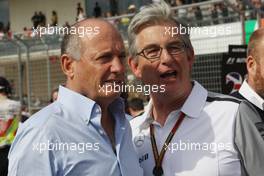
top-left (150, 112), bottom-right (185, 176)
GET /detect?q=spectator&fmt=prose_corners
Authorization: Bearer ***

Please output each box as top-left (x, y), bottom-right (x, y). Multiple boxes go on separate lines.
top-left (51, 10), bottom-right (58, 26)
top-left (0, 76), bottom-right (21, 176)
top-left (219, 3), bottom-right (229, 23)
top-left (77, 8), bottom-right (85, 22)
top-left (31, 11), bottom-right (39, 28)
top-left (0, 22), bottom-right (4, 40)
top-left (128, 98), bottom-right (145, 118)
top-left (50, 87), bottom-right (59, 103)
top-left (110, 0), bottom-right (118, 16)
top-left (176, 0), bottom-right (187, 19)
top-left (128, 4), bottom-right (136, 13)
top-left (194, 6), bottom-right (203, 24)
top-left (76, 2), bottom-right (85, 21)
top-left (38, 11), bottom-right (46, 26)
top-left (63, 21), bottom-right (71, 29)
top-left (76, 2), bottom-right (84, 16)
top-left (22, 27), bottom-right (31, 38)
top-left (20, 105), bottom-right (30, 123)
top-left (211, 4), bottom-right (219, 24)
top-left (93, 2), bottom-right (102, 17)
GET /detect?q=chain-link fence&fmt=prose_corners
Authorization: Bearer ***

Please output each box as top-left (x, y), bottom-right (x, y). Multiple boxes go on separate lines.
top-left (192, 53), bottom-right (223, 93)
top-left (0, 35), bottom-right (64, 114)
top-left (0, 0), bottom-right (257, 114)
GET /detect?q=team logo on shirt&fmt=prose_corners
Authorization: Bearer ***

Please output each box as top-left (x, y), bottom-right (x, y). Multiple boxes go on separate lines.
top-left (255, 122), bottom-right (264, 140)
top-left (134, 133), bottom-right (145, 147)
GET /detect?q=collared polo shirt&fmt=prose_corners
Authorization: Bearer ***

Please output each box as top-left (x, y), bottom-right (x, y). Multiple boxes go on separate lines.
top-left (239, 80), bottom-right (264, 111)
top-left (8, 86), bottom-right (143, 176)
top-left (131, 81), bottom-right (242, 176)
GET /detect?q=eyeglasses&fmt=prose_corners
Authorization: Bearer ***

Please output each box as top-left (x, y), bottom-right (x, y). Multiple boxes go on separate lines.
top-left (136, 42), bottom-right (186, 61)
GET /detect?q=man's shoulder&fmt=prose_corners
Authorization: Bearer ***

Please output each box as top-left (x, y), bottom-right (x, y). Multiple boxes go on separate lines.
top-left (19, 102), bottom-right (62, 134)
top-left (230, 91), bottom-right (245, 100)
top-left (206, 91), bottom-right (241, 104)
top-left (204, 91), bottom-right (242, 115)
top-left (238, 101), bottom-right (263, 122)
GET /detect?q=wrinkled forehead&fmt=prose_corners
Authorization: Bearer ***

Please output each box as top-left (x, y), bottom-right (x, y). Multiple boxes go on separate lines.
top-left (79, 26), bottom-right (125, 56)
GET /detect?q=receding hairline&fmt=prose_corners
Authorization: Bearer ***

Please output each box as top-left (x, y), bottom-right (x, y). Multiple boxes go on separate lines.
top-left (134, 20), bottom-right (179, 35)
top-left (61, 18), bottom-right (121, 59)
top-left (248, 28), bottom-right (264, 59)
top-left (74, 18), bottom-right (116, 30)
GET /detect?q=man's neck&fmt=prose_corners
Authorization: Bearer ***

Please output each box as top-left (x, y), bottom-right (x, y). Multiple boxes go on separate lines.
top-left (151, 84), bottom-right (192, 126)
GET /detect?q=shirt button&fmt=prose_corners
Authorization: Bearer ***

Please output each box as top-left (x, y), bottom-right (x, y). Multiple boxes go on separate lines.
top-left (96, 108), bottom-right (101, 114)
top-left (99, 130), bottom-right (104, 135)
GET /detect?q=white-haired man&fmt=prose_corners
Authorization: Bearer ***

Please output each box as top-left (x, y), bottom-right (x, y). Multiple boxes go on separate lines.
top-left (127, 2), bottom-right (251, 176)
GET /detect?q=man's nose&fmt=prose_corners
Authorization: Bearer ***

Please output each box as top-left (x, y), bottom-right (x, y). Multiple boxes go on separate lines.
top-left (160, 48), bottom-right (174, 65)
top-left (110, 56), bottom-right (125, 73)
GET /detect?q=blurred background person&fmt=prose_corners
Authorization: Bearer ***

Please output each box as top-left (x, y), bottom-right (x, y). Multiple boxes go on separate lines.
top-left (0, 76), bottom-right (21, 176)
top-left (93, 2), bottom-right (102, 17)
top-left (76, 2), bottom-right (85, 21)
top-left (50, 10), bottom-right (58, 26)
top-left (50, 87), bottom-right (59, 103)
top-left (128, 98), bottom-right (144, 118)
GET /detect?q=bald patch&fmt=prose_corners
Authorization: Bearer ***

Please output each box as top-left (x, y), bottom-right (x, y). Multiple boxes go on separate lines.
top-left (247, 28), bottom-right (264, 61)
top-left (61, 18), bottom-right (120, 60)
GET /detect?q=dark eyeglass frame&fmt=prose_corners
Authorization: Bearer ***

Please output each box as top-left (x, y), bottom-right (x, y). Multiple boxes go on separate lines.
top-left (136, 42), bottom-right (186, 62)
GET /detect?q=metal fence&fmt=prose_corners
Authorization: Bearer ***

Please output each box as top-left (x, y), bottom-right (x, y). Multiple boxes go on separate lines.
top-left (0, 35), bottom-right (64, 114)
top-left (192, 53), bottom-right (223, 93)
top-left (0, 0), bottom-right (257, 114)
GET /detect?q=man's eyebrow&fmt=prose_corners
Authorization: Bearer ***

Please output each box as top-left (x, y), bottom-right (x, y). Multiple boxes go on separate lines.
top-left (166, 40), bottom-right (184, 45)
top-left (93, 50), bottom-right (112, 59)
top-left (141, 44), bottom-right (160, 50)
top-left (119, 51), bottom-right (126, 56)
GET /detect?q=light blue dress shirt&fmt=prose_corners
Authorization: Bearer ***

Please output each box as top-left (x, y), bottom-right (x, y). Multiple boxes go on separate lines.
top-left (8, 86), bottom-right (143, 176)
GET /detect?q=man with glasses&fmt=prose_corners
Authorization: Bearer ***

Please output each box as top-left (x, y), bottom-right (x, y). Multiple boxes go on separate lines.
top-left (128, 2), bottom-right (244, 176)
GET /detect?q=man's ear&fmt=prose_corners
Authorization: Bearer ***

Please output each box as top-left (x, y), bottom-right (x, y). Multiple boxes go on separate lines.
top-left (128, 56), bottom-right (142, 79)
top-left (60, 54), bottom-right (76, 79)
top-left (246, 55), bottom-right (256, 75)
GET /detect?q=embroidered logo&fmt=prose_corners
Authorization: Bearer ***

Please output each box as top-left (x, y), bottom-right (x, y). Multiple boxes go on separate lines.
top-left (134, 133), bottom-right (145, 147)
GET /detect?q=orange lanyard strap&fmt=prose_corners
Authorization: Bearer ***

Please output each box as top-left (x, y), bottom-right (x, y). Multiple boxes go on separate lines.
top-left (150, 112), bottom-right (185, 175)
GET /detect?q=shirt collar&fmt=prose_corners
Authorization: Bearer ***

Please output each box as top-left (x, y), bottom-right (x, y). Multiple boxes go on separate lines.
top-left (239, 80), bottom-right (264, 110)
top-left (181, 81), bottom-right (208, 118)
top-left (57, 86), bottom-right (96, 124)
top-left (57, 85), bottom-right (126, 125)
top-left (139, 81), bottom-right (208, 129)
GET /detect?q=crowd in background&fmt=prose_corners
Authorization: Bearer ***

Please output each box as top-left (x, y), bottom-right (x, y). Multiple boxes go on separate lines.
top-left (1, 0), bottom-right (264, 40)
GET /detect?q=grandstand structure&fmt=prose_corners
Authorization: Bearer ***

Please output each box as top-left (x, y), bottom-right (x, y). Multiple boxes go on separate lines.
top-left (0, 0), bottom-right (262, 114)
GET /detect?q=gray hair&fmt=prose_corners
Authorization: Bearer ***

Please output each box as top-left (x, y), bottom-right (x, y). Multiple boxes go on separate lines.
top-left (61, 25), bottom-right (81, 60)
top-left (127, 1), bottom-right (193, 58)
